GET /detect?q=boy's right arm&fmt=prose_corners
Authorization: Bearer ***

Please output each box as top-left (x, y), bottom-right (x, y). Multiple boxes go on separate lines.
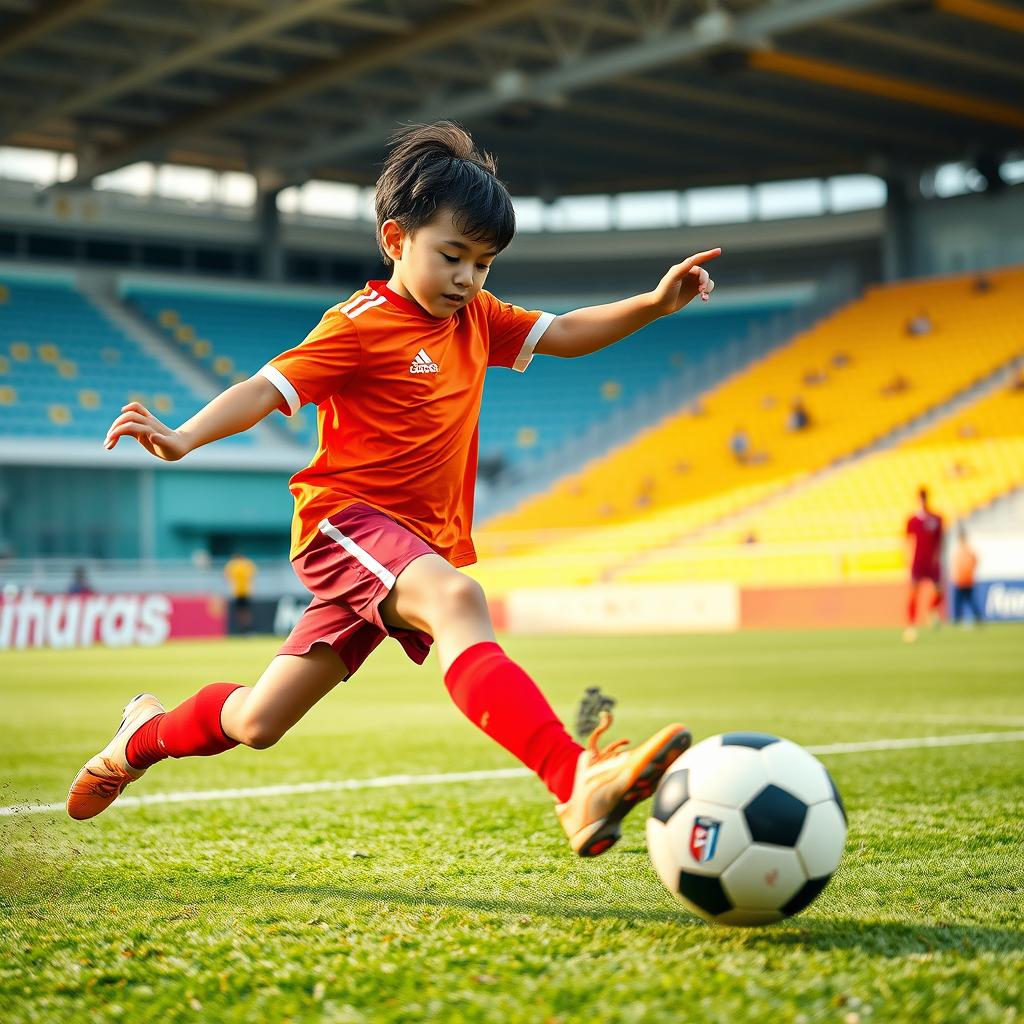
top-left (104, 374), bottom-right (284, 462)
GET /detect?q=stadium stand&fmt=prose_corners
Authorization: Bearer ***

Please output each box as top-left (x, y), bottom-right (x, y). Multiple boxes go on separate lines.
top-left (125, 282), bottom-right (791, 468)
top-left (470, 265), bottom-right (1024, 590)
top-left (123, 285), bottom-right (325, 444)
top-left (0, 276), bottom-right (236, 443)
top-left (483, 264), bottom-right (1024, 534)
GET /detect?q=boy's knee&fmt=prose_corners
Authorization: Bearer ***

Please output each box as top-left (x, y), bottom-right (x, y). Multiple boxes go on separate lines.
top-left (233, 714), bottom-right (282, 750)
top-left (436, 574), bottom-right (488, 621)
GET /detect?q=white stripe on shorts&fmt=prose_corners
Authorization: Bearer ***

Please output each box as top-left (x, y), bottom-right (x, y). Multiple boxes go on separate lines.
top-left (318, 518), bottom-right (397, 589)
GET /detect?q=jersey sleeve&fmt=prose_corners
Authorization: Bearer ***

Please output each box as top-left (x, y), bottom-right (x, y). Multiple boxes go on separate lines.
top-left (481, 290), bottom-right (556, 372)
top-left (258, 309), bottom-right (360, 415)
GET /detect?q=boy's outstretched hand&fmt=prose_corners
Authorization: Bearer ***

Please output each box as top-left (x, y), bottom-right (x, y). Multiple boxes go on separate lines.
top-left (104, 402), bottom-right (191, 461)
top-left (650, 248), bottom-right (721, 316)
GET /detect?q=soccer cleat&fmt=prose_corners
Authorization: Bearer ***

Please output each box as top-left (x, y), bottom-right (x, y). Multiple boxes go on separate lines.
top-left (902, 626), bottom-right (918, 643)
top-left (556, 710), bottom-right (691, 858)
top-left (66, 693), bottom-right (164, 820)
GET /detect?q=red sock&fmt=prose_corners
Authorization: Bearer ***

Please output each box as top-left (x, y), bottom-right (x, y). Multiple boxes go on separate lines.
top-left (126, 683), bottom-right (243, 769)
top-left (907, 591), bottom-right (917, 625)
top-left (444, 642), bottom-right (582, 802)
top-left (930, 589), bottom-right (944, 613)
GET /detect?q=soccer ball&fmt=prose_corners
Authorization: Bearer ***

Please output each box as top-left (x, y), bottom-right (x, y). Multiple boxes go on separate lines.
top-left (646, 732), bottom-right (847, 927)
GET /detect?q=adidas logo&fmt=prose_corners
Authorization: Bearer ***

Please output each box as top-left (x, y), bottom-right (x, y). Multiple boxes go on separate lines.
top-left (410, 348), bottom-right (439, 374)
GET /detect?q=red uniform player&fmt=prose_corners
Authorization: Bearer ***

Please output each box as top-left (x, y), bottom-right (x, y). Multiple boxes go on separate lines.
top-left (904, 486), bottom-right (944, 642)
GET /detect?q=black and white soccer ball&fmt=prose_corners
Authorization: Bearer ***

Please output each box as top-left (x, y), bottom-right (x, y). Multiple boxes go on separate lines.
top-left (646, 732), bottom-right (847, 927)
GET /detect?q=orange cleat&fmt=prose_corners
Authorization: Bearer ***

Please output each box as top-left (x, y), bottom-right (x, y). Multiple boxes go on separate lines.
top-left (556, 711), bottom-right (691, 857)
top-left (66, 693), bottom-right (164, 820)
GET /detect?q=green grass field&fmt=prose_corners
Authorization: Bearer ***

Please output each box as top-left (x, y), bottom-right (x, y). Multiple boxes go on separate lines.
top-left (2, 626), bottom-right (1023, 1023)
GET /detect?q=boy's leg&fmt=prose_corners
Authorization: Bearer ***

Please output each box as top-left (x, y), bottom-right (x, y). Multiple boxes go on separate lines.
top-left (67, 645), bottom-right (346, 820)
top-left (379, 554), bottom-right (691, 856)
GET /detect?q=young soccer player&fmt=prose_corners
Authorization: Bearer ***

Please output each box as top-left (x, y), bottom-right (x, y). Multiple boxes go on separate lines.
top-left (904, 486), bottom-right (944, 643)
top-left (68, 122), bottom-right (719, 857)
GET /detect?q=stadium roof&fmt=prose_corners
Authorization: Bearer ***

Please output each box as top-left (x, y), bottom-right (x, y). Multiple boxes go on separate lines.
top-left (1, 0), bottom-right (1022, 196)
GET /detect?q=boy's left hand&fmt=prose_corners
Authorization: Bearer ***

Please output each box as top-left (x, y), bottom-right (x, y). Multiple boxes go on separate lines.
top-left (650, 248), bottom-right (721, 316)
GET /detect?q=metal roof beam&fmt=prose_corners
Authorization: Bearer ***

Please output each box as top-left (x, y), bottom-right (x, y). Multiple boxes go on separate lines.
top-left (275, 0), bottom-right (899, 173)
top-left (65, 0), bottom-right (552, 182)
top-left (1, 0), bottom-right (365, 143)
top-left (749, 49), bottom-right (1024, 130)
top-left (0, 0), bottom-right (107, 61)
top-left (934, 0), bottom-right (1024, 35)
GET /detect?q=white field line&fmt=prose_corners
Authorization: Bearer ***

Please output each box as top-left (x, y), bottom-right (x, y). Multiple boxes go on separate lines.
top-left (4, 730), bottom-right (1024, 819)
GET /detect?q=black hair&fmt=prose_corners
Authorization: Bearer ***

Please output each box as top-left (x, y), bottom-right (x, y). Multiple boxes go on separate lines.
top-left (374, 121), bottom-right (516, 267)
top-left (918, 486), bottom-right (929, 503)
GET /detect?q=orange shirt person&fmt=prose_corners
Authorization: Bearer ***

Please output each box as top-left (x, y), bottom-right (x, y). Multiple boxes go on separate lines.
top-left (951, 525), bottom-right (983, 626)
top-left (224, 553), bottom-right (257, 633)
top-left (69, 122), bottom-right (719, 859)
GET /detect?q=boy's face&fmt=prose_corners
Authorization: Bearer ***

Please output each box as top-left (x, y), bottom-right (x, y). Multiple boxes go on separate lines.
top-left (382, 208), bottom-right (498, 319)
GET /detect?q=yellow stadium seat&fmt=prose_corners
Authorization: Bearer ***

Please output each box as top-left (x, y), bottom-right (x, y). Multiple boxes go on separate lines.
top-left (193, 340), bottom-right (211, 358)
top-left (37, 343), bottom-right (59, 363)
top-left (78, 390), bottom-right (101, 410)
top-left (601, 380), bottom-right (622, 400)
top-left (0, 355), bottom-right (9, 375)
top-left (176, 324), bottom-right (195, 343)
top-left (48, 404), bottom-right (71, 425)
top-left (516, 426), bottom-right (538, 449)
top-left (57, 359), bottom-right (77, 380)
top-left (473, 264), bottom-right (1024, 589)
top-left (0, 385), bottom-right (16, 406)
top-left (213, 355), bottom-right (234, 375)
top-left (159, 309), bottom-right (179, 327)
top-left (153, 394), bottom-right (173, 413)
top-left (9, 342), bottom-right (30, 362)
top-left (0, 283), bottom-right (8, 303)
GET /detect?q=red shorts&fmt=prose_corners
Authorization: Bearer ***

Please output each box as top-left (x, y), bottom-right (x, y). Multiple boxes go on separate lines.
top-left (278, 503), bottom-right (435, 678)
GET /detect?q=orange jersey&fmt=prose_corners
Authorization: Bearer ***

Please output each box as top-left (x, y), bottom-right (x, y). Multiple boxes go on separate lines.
top-left (260, 282), bottom-right (554, 565)
top-left (952, 541), bottom-right (978, 587)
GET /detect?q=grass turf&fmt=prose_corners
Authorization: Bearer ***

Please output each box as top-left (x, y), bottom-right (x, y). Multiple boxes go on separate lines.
top-left (2, 626), bottom-right (1022, 1023)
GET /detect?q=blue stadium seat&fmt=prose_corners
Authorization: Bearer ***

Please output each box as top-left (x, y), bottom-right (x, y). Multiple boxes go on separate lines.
top-left (126, 284), bottom-right (788, 466)
top-left (0, 279), bottom-right (248, 444)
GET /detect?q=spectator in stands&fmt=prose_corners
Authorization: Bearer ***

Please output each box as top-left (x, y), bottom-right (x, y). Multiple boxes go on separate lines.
top-left (67, 566), bottom-right (94, 595)
top-left (224, 551), bottom-right (257, 634)
top-left (881, 372), bottom-right (911, 396)
top-left (904, 486), bottom-right (944, 643)
top-left (1008, 366), bottom-right (1024, 392)
top-left (831, 351), bottom-right (851, 369)
top-left (787, 397), bottom-right (810, 432)
top-left (971, 273), bottom-right (993, 294)
top-left (951, 524), bottom-right (983, 627)
top-left (730, 426), bottom-right (751, 464)
top-left (802, 367), bottom-right (827, 386)
top-left (905, 309), bottom-right (933, 337)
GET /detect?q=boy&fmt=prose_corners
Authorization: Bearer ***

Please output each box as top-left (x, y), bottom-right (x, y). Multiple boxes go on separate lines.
top-left (904, 486), bottom-right (944, 643)
top-left (68, 122), bottom-right (719, 858)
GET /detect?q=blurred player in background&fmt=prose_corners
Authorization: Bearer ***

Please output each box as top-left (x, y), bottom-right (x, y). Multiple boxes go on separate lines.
top-left (66, 122), bottom-right (719, 858)
top-left (951, 523), bottom-right (982, 628)
top-left (224, 551), bottom-right (257, 634)
top-left (904, 486), bottom-right (944, 643)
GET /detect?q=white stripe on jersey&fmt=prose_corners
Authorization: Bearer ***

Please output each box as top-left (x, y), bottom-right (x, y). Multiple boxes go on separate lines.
top-left (347, 294), bottom-right (387, 320)
top-left (340, 289), bottom-right (378, 316)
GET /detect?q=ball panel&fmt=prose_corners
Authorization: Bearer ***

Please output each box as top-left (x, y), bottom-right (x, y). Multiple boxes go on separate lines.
top-left (721, 731), bottom-right (779, 750)
top-left (781, 875), bottom-right (832, 918)
top-left (716, 907), bottom-right (785, 928)
top-left (645, 818), bottom-right (681, 894)
top-left (796, 801), bottom-right (847, 878)
top-left (651, 767), bottom-right (689, 823)
top-left (826, 768), bottom-right (847, 824)
top-left (743, 784), bottom-right (807, 847)
top-left (759, 739), bottom-right (831, 805)
top-left (677, 869), bottom-right (732, 919)
top-left (720, 845), bottom-right (806, 911)
top-left (663, 799), bottom-right (751, 877)
top-left (688, 745), bottom-right (766, 807)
